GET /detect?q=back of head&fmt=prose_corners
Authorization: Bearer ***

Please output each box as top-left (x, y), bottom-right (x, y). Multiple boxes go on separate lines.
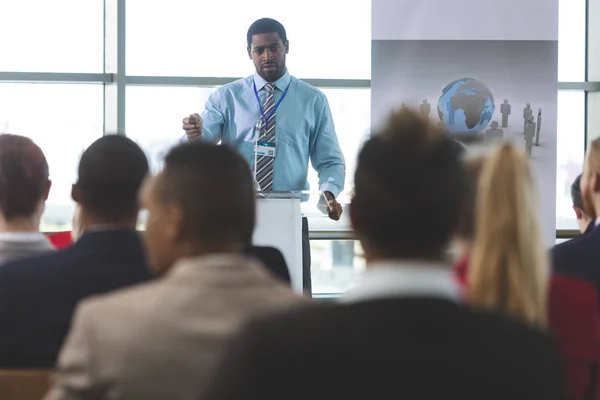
top-left (76, 135), bottom-right (149, 222)
top-left (352, 109), bottom-right (466, 258)
top-left (0, 134), bottom-right (49, 221)
top-left (247, 18), bottom-right (288, 47)
top-left (571, 174), bottom-right (584, 210)
top-left (159, 143), bottom-right (255, 246)
top-left (468, 143), bottom-right (547, 328)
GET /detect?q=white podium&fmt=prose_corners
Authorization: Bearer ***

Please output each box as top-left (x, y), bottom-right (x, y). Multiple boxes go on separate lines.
top-left (253, 191), bottom-right (303, 294)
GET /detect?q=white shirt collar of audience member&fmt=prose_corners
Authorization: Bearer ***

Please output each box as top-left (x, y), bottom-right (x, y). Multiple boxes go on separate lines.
top-left (342, 261), bottom-right (460, 304)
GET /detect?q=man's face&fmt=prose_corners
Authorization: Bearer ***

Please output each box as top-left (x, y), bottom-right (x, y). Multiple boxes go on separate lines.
top-left (248, 32), bottom-right (288, 82)
top-left (581, 155), bottom-right (598, 220)
top-left (140, 173), bottom-right (182, 276)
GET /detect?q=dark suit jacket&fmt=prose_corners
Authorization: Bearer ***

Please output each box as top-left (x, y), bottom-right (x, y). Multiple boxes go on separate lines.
top-left (0, 229), bottom-right (151, 368)
top-left (245, 246), bottom-right (291, 286)
top-left (455, 255), bottom-right (600, 398)
top-left (553, 224), bottom-right (600, 297)
top-left (202, 298), bottom-right (566, 400)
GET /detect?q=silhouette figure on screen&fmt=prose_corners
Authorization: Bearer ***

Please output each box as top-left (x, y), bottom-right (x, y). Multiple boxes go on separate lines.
top-left (536, 108), bottom-right (542, 146)
top-left (523, 103), bottom-right (533, 133)
top-left (420, 99), bottom-right (431, 118)
top-left (401, 102), bottom-right (409, 111)
top-left (485, 121), bottom-right (504, 146)
top-left (524, 115), bottom-right (536, 157)
top-left (500, 99), bottom-right (511, 128)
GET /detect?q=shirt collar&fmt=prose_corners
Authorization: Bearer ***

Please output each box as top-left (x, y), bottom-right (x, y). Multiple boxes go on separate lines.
top-left (343, 260), bottom-right (460, 304)
top-left (0, 232), bottom-right (47, 242)
top-left (253, 69), bottom-right (291, 93)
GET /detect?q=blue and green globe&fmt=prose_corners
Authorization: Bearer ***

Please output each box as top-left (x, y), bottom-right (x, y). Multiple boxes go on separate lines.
top-left (437, 78), bottom-right (495, 134)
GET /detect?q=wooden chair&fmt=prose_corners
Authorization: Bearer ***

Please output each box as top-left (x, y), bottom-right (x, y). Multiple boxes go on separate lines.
top-left (0, 369), bottom-right (51, 400)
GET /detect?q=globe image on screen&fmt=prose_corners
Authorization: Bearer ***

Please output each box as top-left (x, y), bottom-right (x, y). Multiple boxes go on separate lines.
top-left (437, 78), bottom-right (495, 134)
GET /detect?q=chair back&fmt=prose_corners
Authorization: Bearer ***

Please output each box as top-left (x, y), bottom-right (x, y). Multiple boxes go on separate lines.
top-left (0, 369), bottom-right (51, 400)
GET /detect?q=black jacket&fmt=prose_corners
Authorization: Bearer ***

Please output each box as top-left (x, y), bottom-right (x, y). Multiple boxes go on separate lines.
top-left (0, 229), bottom-right (150, 368)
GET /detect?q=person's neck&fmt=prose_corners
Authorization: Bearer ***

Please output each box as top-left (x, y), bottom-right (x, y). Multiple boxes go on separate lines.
top-left (364, 253), bottom-right (446, 267)
top-left (175, 240), bottom-right (246, 261)
top-left (260, 67), bottom-right (287, 83)
top-left (0, 216), bottom-right (40, 234)
top-left (78, 214), bottom-right (137, 233)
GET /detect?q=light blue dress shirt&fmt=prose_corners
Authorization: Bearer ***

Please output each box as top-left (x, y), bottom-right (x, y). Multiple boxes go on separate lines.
top-left (196, 69), bottom-right (345, 197)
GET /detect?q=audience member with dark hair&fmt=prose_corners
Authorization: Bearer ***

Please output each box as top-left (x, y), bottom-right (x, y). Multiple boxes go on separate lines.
top-left (554, 138), bottom-right (600, 298)
top-left (571, 174), bottom-right (593, 234)
top-left (44, 143), bottom-right (304, 400)
top-left (0, 134), bottom-right (54, 264)
top-left (455, 144), bottom-right (600, 399)
top-left (0, 135), bottom-right (151, 368)
top-left (200, 110), bottom-right (566, 400)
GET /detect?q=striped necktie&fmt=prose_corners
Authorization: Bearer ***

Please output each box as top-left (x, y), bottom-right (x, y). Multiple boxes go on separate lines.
top-left (255, 83), bottom-right (276, 191)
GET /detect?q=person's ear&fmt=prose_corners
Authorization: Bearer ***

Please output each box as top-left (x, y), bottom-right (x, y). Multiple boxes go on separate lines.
top-left (574, 205), bottom-right (584, 219)
top-left (593, 172), bottom-right (600, 194)
top-left (284, 40), bottom-right (289, 54)
top-left (247, 46), bottom-right (252, 60)
top-left (43, 180), bottom-right (52, 201)
top-left (71, 184), bottom-right (81, 204)
top-left (164, 204), bottom-right (184, 243)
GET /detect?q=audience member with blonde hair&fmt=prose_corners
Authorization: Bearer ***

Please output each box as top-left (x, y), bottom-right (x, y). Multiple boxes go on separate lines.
top-left (456, 143), bottom-right (600, 399)
top-left (468, 144), bottom-right (548, 327)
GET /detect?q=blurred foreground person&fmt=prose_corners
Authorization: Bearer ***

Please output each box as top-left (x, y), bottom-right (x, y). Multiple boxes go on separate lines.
top-left (45, 143), bottom-right (305, 400)
top-left (553, 138), bottom-right (600, 298)
top-left (457, 145), bottom-right (600, 399)
top-left (0, 134), bottom-right (53, 264)
top-left (0, 135), bottom-right (151, 367)
top-left (200, 111), bottom-right (566, 400)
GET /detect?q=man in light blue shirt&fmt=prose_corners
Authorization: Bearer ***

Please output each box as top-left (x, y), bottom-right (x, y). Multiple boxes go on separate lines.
top-left (182, 18), bottom-right (345, 294)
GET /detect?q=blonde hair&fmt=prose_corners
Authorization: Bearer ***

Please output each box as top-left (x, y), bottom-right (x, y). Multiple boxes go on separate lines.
top-left (467, 143), bottom-right (548, 328)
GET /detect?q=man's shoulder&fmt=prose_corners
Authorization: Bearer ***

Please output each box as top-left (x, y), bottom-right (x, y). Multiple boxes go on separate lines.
top-left (215, 76), bottom-right (253, 94)
top-left (77, 279), bottom-right (165, 323)
top-left (552, 229), bottom-right (600, 266)
top-left (292, 76), bottom-right (328, 102)
top-left (244, 298), bottom-right (554, 352)
top-left (0, 245), bottom-right (76, 282)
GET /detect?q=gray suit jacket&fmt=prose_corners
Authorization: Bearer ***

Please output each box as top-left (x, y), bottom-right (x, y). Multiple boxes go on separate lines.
top-left (44, 254), bottom-right (306, 400)
top-left (0, 234), bottom-right (54, 266)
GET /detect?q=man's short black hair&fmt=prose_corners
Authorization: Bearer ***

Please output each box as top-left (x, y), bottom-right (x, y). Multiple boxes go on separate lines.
top-left (571, 174), bottom-right (585, 210)
top-left (76, 135), bottom-right (148, 221)
top-left (352, 110), bottom-right (466, 256)
top-left (159, 143), bottom-right (255, 246)
top-left (247, 18), bottom-right (288, 48)
top-left (0, 134), bottom-right (49, 221)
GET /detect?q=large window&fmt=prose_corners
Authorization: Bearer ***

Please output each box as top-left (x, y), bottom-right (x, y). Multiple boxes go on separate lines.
top-left (556, 91), bottom-right (586, 230)
top-left (0, 0), bottom-right (596, 294)
top-left (0, 0), bottom-right (104, 73)
top-left (558, 0), bottom-right (586, 81)
top-left (126, 0), bottom-right (371, 79)
top-left (0, 84), bottom-right (104, 230)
